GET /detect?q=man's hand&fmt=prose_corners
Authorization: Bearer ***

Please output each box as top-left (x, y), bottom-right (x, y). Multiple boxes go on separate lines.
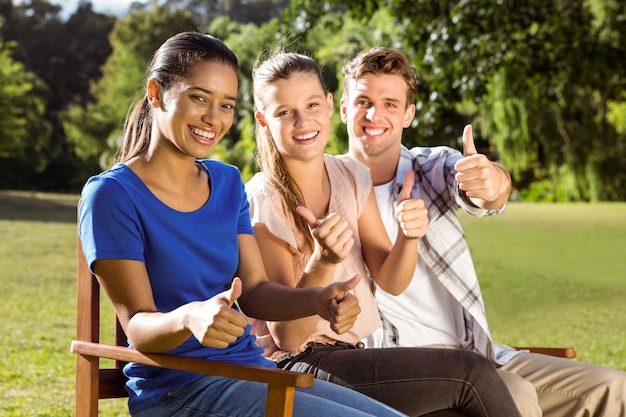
top-left (454, 124), bottom-right (511, 207)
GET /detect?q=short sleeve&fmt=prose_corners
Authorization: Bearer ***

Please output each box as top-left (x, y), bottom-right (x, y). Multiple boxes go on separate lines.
top-left (79, 175), bottom-right (145, 271)
top-left (337, 155), bottom-right (373, 217)
top-left (245, 173), bottom-right (299, 252)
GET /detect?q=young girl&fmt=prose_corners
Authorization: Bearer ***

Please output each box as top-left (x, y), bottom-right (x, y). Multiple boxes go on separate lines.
top-left (246, 51), bottom-right (523, 417)
top-left (78, 31), bottom-right (408, 417)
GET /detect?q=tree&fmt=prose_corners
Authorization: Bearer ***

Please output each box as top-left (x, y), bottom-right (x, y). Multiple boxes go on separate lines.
top-left (286, 0), bottom-right (626, 201)
top-left (0, 35), bottom-right (51, 187)
top-left (0, 0), bottom-right (115, 190)
top-left (63, 4), bottom-right (199, 173)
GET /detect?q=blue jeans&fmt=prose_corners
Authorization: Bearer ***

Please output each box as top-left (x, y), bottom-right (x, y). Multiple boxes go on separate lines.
top-left (278, 344), bottom-right (521, 417)
top-left (133, 374), bottom-right (407, 417)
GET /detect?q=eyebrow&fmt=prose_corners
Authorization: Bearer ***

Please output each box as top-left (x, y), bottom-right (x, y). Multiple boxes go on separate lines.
top-left (274, 93), bottom-right (325, 111)
top-left (190, 86), bottom-right (237, 102)
top-left (355, 94), bottom-right (401, 104)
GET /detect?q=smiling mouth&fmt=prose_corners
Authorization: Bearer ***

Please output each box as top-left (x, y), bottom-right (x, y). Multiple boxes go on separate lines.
top-left (191, 127), bottom-right (216, 140)
top-left (294, 131), bottom-right (319, 141)
top-left (363, 127), bottom-right (385, 136)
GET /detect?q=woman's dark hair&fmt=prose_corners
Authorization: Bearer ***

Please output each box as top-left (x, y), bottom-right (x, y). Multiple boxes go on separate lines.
top-left (118, 32), bottom-right (239, 162)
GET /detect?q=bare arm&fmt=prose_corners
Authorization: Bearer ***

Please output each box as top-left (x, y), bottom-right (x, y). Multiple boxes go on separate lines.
top-left (247, 219), bottom-right (359, 352)
top-left (358, 184), bottom-right (424, 295)
top-left (93, 259), bottom-right (247, 352)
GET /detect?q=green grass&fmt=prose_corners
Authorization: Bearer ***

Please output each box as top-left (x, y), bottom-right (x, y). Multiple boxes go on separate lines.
top-left (459, 203), bottom-right (626, 370)
top-left (1, 191), bottom-right (624, 416)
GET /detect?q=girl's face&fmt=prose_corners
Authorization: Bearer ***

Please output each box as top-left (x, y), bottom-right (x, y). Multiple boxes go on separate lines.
top-left (149, 60), bottom-right (238, 159)
top-left (255, 71), bottom-right (333, 163)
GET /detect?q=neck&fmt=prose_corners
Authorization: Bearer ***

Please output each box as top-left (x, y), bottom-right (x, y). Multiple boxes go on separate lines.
top-left (349, 149), bottom-right (400, 186)
top-left (283, 154), bottom-right (329, 217)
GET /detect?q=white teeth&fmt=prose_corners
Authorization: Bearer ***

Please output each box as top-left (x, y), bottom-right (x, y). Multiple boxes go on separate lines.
top-left (192, 128), bottom-right (215, 139)
top-left (294, 131), bottom-right (318, 141)
top-left (364, 127), bottom-right (384, 136)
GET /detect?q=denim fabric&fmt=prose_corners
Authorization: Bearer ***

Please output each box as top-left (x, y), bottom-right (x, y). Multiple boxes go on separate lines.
top-left (132, 373), bottom-right (407, 417)
top-left (279, 345), bottom-right (521, 417)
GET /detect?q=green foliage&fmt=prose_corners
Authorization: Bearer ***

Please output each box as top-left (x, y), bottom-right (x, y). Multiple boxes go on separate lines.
top-left (608, 94), bottom-right (626, 134)
top-left (5, 0), bottom-right (625, 200)
top-left (0, 38), bottom-right (51, 169)
top-left (287, 0), bottom-right (626, 201)
top-left (0, 0), bottom-right (116, 191)
top-left (64, 4), bottom-right (200, 170)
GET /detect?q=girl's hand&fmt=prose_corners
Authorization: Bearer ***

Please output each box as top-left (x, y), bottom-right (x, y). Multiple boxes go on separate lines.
top-left (317, 274), bottom-right (361, 334)
top-left (395, 171), bottom-right (429, 239)
top-left (297, 206), bottom-right (354, 264)
top-left (185, 278), bottom-right (248, 349)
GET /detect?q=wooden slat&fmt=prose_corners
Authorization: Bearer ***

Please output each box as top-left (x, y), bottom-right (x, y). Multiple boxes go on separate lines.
top-left (513, 346), bottom-right (577, 358)
top-left (98, 368), bottom-right (128, 399)
top-left (71, 341), bottom-right (314, 388)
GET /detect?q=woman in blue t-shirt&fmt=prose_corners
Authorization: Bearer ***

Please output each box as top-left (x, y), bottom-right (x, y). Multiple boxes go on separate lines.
top-left (78, 31), bottom-right (407, 417)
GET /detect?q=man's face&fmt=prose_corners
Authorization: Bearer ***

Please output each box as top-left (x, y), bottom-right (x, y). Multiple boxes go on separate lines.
top-left (341, 73), bottom-right (415, 161)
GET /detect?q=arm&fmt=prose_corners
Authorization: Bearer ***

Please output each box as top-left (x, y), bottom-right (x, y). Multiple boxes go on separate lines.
top-left (454, 125), bottom-right (512, 210)
top-left (359, 170), bottom-right (429, 295)
top-left (93, 259), bottom-right (247, 353)
top-left (245, 220), bottom-right (360, 352)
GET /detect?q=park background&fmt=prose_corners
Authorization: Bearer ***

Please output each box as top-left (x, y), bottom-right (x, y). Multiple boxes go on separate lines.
top-left (0, 0), bottom-right (625, 415)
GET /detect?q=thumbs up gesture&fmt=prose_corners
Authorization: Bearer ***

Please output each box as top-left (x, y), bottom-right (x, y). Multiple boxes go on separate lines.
top-left (296, 206), bottom-right (354, 264)
top-left (454, 125), bottom-right (511, 205)
top-left (187, 277), bottom-right (248, 349)
top-left (318, 274), bottom-right (362, 334)
top-left (395, 170), bottom-right (429, 239)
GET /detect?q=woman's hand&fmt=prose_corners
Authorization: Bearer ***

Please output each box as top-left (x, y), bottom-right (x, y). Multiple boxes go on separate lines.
top-left (316, 274), bottom-right (361, 334)
top-left (395, 171), bottom-right (429, 240)
top-left (185, 278), bottom-right (248, 349)
top-left (297, 206), bottom-right (354, 264)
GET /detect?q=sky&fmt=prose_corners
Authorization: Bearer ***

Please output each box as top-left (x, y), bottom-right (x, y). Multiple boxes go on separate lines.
top-left (52, 0), bottom-right (140, 18)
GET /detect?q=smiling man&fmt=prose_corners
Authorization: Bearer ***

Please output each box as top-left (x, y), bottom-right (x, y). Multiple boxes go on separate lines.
top-left (341, 46), bottom-right (626, 417)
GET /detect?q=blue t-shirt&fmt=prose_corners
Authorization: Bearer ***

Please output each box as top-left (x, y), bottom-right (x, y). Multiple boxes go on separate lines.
top-left (79, 160), bottom-right (272, 413)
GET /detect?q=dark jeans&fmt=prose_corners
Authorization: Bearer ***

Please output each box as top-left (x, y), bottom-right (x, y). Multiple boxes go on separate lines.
top-left (278, 343), bottom-right (520, 417)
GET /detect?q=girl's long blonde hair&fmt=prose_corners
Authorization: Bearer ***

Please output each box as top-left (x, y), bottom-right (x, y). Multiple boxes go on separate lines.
top-left (252, 52), bottom-right (329, 252)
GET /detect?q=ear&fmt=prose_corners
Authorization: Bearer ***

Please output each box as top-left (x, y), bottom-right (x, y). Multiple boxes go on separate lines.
top-left (146, 78), bottom-right (161, 108)
top-left (254, 111), bottom-right (267, 127)
top-left (326, 92), bottom-right (334, 116)
top-left (402, 103), bottom-right (416, 128)
top-left (339, 97), bottom-right (348, 124)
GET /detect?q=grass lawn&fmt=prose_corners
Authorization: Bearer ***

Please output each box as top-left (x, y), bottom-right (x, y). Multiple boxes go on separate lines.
top-left (459, 202), bottom-right (626, 370)
top-left (1, 190), bottom-right (624, 416)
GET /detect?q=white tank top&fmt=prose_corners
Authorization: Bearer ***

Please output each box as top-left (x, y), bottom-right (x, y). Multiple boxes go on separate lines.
top-left (371, 180), bottom-right (464, 348)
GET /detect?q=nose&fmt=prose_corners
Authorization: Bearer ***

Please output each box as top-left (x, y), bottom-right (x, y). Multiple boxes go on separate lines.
top-left (293, 111), bottom-right (304, 127)
top-left (365, 105), bottom-right (378, 121)
top-left (201, 104), bottom-right (219, 125)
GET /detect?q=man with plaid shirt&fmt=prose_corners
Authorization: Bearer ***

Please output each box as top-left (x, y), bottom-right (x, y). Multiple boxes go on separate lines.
top-left (340, 46), bottom-right (625, 417)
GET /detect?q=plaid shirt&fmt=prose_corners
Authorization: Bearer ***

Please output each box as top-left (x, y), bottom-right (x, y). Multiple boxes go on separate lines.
top-left (380, 145), bottom-right (519, 364)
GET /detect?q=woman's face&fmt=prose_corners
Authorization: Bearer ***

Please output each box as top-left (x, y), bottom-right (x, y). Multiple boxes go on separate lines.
top-left (256, 71), bottom-right (333, 163)
top-left (150, 60), bottom-right (239, 159)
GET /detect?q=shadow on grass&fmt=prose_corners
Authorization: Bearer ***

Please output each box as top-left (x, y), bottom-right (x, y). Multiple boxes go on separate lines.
top-left (0, 190), bottom-right (78, 223)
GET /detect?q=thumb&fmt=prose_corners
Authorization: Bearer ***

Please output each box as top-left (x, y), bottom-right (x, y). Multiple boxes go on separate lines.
top-left (225, 277), bottom-right (243, 307)
top-left (463, 124), bottom-right (477, 156)
top-left (397, 170), bottom-right (415, 202)
top-left (335, 274), bottom-right (361, 293)
top-left (296, 205), bottom-right (321, 229)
